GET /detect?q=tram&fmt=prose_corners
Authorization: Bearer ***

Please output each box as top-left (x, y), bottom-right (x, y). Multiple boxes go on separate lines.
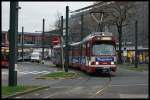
top-left (52, 32), bottom-right (117, 74)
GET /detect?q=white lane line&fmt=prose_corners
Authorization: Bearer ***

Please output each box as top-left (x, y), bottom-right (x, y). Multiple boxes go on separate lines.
top-left (2, 71), bottom-right (50, 75)
top-left (29, 71), bottom-right (50, 74)
top-left (19, 71), bottom-right (29, 75)
top-left (112, 84), bottom-right (148, 87)
top-left (2, 72), bottom-right (8, 75)
top-left (15, 96), bottom-right (22, 98)
top-left (45, 88), bottom-right (49, 91)
top-left (120, 94), bottom-right (148, 98)
top-left (34, 93), bottom-right (40, 96)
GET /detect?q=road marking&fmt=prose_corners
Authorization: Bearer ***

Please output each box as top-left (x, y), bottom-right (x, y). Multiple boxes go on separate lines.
top-left (34, 93), bottom-right (40, 96)
top-left (45, 88), bottom-right (49, 91)
top-left (44, 86), bottom-right (84, 98)
top-left (15, 96), bottom-right (22, 98)
top-left (2, 71), bottom-right (50, 75)
top-left (95, 77), bottom-right (112, 95)
top-left (44, 92), bottom-right (60, 98)
top-left (95, 83), bottom-right (111, 94)
top-left (120, 94), bottom-right (148, 98)
top-left (112, 84), bottom-right (148, 87)
top-left (2, 72), bottom-right (8, 75)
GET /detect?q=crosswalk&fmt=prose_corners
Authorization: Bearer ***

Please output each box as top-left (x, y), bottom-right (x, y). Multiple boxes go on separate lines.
top-left (2, 70), bottom-right (50, 75)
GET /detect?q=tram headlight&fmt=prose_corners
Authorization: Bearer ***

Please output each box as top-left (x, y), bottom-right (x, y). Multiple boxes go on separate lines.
top-left (89, 61), bottom-right (91, 65)
top-left (111, 62), bottom-right (114, 65)
top-left (96, 62), bottom-right (99, 65)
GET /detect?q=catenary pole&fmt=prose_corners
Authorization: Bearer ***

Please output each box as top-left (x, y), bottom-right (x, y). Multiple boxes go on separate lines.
top-left (9, 1), bottom-right (20, 86)
top-left (61, 16), bottom-right (65, 71)
top-left (135, 20), bottom-right (138, 68)
top-left (42, 18), bottom-right (45, 60)
top-left (21, 26), bottom-right (24, 61)
top-left (65, 6), bottom-right (69, 72)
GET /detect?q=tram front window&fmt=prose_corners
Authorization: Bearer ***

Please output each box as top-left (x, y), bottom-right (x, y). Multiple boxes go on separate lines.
top-left (92, 44), bottom-right (115, 55)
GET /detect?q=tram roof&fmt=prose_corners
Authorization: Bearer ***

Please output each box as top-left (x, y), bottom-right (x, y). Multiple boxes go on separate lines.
top-left (53, 32), bottom-right (114, 48)
top-left (81, 32), bottom-right (113, 42)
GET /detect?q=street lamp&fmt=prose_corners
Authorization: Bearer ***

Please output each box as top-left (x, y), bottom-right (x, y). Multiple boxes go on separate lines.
top-left (65, 6), bottom-right (69, 72)
top-left (21, 26), bottom-right (24, 61)
top-left (9, 1), bottom-right (20, 86)
top-left (35, 18), bottom-right (45, 60)
top-left (42, 18), bottom-right (45, 60)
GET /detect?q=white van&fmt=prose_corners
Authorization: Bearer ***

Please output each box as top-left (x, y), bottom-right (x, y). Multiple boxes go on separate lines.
top-left (31, 52), bottom-right (42, 63)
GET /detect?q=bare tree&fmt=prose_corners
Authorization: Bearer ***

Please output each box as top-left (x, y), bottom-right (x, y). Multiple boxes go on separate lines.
top-left (106, 2), bottom-right (136, 64)
top-left (69, 2), bottom-right (136, 64)
top-left (92, 1), bottom-right (136, 64)
top-left (54, 11), bottom-right (62, 30)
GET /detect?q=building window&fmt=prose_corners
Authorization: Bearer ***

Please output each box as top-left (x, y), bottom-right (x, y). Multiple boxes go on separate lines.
top-left (32, 36), bottom-right (35, 44)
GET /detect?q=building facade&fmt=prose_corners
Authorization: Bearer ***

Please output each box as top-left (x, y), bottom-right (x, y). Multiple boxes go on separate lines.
top-left (2, 31), bottom-right (52, 58)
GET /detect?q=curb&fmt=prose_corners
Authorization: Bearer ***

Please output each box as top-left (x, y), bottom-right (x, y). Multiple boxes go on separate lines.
top-left (35, 72), bottom-right (80, 80)
top-left (35, 75), bottom-right (79, 80)
top-left (3, 85), bottom-right (49, 98)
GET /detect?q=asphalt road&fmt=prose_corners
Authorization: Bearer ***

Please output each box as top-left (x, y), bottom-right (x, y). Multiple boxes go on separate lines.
top-left (2, 61), bottom-right (148, 98)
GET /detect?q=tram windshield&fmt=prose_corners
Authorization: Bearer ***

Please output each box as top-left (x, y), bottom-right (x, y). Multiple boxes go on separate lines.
top-left (92, 44), bottom-right (115, 55)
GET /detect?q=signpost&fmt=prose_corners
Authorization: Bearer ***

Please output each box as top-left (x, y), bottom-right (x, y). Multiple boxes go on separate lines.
top-left (123, 48), bottom-right (127, 64)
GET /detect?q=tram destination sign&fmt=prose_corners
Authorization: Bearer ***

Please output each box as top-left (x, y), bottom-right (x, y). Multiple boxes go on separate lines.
top-left (96, 57), bottom-right (114, 62)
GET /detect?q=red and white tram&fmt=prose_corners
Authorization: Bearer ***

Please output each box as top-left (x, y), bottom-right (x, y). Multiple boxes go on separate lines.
top-left (52, 32), bottom-right (117, 74)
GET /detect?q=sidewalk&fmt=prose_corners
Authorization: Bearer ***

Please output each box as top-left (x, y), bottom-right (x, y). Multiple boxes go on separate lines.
top-left (117, 63), bottom-right (149, 73)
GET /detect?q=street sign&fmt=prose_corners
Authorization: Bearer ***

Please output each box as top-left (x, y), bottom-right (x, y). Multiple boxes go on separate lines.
top-left (52, 36), bottom-right (60, 45)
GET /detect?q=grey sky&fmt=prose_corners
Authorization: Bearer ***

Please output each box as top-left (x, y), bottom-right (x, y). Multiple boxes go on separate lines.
top-left (2, 1), bottom-right (93, 33)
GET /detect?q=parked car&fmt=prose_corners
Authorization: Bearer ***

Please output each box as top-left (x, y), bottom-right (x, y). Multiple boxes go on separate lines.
top-left (17, 55), bottom-right (31, 62)
top-left (31, 52), bottom-right (42, 63)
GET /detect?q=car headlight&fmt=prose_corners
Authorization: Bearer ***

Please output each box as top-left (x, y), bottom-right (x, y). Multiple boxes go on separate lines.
top-left (96, 62), bottom-right (99, 65)
top-left (111, 62), bottom-right (114, 64)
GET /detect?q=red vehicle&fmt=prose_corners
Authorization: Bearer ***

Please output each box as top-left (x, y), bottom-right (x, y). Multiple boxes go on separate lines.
top-left (52, 32), bottom-right (117, 75)
top-left (1, 47), bottom-right (9, 68)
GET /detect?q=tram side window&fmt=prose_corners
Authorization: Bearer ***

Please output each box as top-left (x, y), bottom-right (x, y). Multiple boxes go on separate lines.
top-left (86, 43), bottom-right (91, 60)
top-left (82, 44), bottom-right (86, 56)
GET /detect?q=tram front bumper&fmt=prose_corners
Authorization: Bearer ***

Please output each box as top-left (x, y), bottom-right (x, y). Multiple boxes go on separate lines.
top-left (90, 65), bottom-right (117, 72)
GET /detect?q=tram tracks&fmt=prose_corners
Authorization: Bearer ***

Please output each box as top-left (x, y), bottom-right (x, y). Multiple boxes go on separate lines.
top-left (12, 71), bottom-right (113, 98)
top-left (95, 76), bottom-right (111, 95)
top-left (43, 73), bottom-right (112, 98)
top-left (89, 74), bottom-right (112, 98)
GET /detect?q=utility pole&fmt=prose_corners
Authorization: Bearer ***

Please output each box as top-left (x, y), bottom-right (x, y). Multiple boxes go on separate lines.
top-left (42, 18), bottom-right (45, 60)
top-left (135, 20), bottom-right (138, 68)
top-left (65, 6), bottom-right (69, 72)
top-left (9, 2), bottom-right (20, 86)
top-left (80, 14), bottom-right (83, 66)
top-left (60, 16), bottom-right (64, 71)
top-left (21, 26), bottom-right (24, 61)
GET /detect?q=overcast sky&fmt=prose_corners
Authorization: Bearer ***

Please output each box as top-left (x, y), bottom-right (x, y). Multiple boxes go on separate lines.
top-left (2, 1), bottom-right (94, 33)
